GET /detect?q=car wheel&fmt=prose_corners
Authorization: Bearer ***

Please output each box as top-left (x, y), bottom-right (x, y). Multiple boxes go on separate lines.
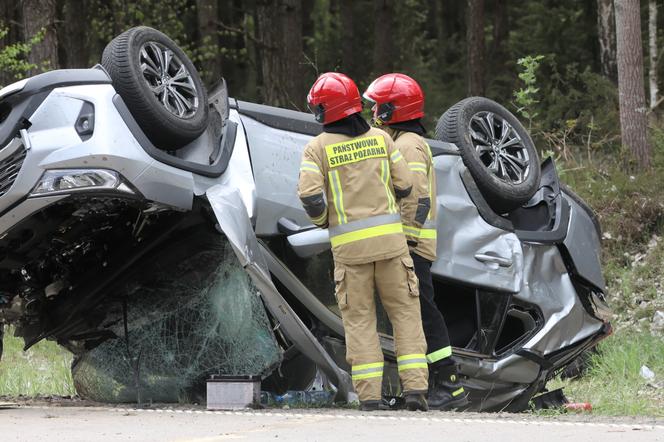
top-left (102, 26), bottom-right (209, 150)
top-left (435, 97), bottom-right (541, 213)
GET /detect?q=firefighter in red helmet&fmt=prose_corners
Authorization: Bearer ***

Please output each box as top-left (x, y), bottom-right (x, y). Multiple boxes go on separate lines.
top-left (298, 72), bottom-right (429, 411)
top-left (364, 73), bottom-right (469, 410)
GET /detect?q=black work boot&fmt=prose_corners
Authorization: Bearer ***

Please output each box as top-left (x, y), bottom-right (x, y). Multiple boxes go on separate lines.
top-left (428, 364), bottom-right (470, 411)
top-left (404, 392), bottom-right (429, 411)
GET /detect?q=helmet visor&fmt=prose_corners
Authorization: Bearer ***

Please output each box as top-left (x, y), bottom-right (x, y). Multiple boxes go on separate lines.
top-left (308, 103), bottom-right (325, 123)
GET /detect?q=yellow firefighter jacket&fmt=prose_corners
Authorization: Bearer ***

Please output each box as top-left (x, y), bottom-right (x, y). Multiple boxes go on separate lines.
top-left (385, 128), bottom-right (438, 262)
top-left (297, 127), bottom-right (415, 265)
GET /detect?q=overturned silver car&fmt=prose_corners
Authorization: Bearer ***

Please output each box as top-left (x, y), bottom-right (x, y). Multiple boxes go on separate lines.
top-left (0, 27), bottom-right (611, 411)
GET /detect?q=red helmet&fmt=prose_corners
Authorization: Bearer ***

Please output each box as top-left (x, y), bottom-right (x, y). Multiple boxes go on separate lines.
top-left (307, 72), bottom-right (362, 124)
top-left (363, 73), bottom-right (424, 124)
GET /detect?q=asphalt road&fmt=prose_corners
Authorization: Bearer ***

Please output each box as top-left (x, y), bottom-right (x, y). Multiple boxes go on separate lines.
top-left (1, 405), bottom-right (663, 442)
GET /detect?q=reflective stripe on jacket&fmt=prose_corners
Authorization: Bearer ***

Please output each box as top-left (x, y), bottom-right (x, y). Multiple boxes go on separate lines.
top-left (297, 127), bottom-right (413, 265)
top-left (387, 129), bottom-right (437, 262)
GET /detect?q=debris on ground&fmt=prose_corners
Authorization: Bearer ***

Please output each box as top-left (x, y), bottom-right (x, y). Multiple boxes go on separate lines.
top-left (563, 402), bottom-right (592, 412)
top-left (260, 390), bottom-right (335, 407)
top-left (640, 365), bottom-right (656, 381)
top-left (652, 311), bottom-right (664, 332)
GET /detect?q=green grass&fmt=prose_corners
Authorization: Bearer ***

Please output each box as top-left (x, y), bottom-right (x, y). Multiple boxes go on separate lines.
top-left (548, 331), bottom-right (664, 417)
top-left (1, 325), bottom-right (662, 418)
top-left (0, 328), bottom-right (75, 397)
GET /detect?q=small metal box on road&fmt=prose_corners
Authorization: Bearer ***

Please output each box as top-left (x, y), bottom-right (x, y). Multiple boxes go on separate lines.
top-left (206, 375), bottom-right (261, 410)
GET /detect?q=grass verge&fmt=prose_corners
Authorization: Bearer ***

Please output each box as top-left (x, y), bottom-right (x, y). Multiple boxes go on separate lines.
top-left (548, 330), bottom-right (664, 417)
top-left (0, 327), bottom-right (75, 397)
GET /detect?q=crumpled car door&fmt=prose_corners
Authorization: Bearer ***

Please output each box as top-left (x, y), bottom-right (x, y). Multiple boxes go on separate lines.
top-left (431, 156), bottom-right (524, 293)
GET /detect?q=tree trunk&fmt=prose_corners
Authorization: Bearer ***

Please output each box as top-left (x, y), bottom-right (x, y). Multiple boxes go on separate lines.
top-left (1, 0), bottom-right (22, 44)
top-left (301, 0), bottom-right (314, 46)
top-left (649, 0), bottom-right (658, 109)
top-left (615, 0), bottom-right (652, 170)
top-left (425, 0), bottom-right (439, 40)
top-left (301, 0), bottom-right (315, 81)
top-left (372, 0), bottom-right (393, 75)
top-left (467, 0), bottom-right (485, 96)
top-left (58, 0), bottom-right (90, 68)
top-left (256, 0), bottom-right (305, 109)
top-left (340, 0), bottom-right (356, 78)
top-left (252, 2), bottom-right (264, 98)
top-left (597, 0), bottom-right (618, 82)
top-left (22, 0), bottom-right (59, 74)
top-left (196, 0), bottom-right (222, 85)
top-left (0, 0), bottom-right (23, 84)
top-left (488, 0), bottom-right (508, 82)
top-left (491, 0), bottom-right (508, 58)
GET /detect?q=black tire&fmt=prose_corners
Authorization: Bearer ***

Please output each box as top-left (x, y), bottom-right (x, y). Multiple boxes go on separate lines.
top-left (102, 26), bottom-right (209, 150)
top-left (436, 97), bottom-right (541, 213)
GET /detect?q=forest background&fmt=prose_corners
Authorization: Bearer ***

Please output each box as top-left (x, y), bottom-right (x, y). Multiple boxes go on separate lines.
top-left (1, 0), bottom-right (664, 415)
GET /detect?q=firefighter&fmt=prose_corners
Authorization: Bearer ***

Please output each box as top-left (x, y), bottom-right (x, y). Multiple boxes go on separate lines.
top-left (298, 72), bottom-right (429, 411)
top-left (364, 73), bottom-right (469, 410)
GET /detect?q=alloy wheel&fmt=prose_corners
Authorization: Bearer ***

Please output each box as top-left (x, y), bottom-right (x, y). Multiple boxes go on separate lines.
top-left (139, 41), bottom-right (199, 118)
top-left (468, 111), bottom-right (530, 185)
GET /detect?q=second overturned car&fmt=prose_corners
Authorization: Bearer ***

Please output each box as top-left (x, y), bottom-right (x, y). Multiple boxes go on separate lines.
top-left (0, 27), bottom-right (612, 411)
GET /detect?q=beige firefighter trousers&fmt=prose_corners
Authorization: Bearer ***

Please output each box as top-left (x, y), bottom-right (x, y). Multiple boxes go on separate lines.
top-left (334, 252), bottom-right (429, 401)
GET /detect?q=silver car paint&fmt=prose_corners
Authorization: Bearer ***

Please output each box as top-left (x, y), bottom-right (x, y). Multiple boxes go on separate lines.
top-left (432, 157), bottom-right (524, 293)
top-left (563, 197), bottom-right (606, 290)
top-left (2, 87), bottom-right (257, 222)
top-left (32, 86), bottom-right (156, 184)
top-left (455, 240), bottom-right (603, 410)
top-left (28, 85), bottom-right (195, 210)
top-left (240, 115), bottom-right (315, 235)
top-left (193, 110), bottom-right (256, 218)
top-left (518, 241), bottom-right (604, 354)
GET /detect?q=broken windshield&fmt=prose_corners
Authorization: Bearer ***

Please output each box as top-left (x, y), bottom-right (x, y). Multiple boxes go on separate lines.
top-left (72, 232), bottom-right (280, 403)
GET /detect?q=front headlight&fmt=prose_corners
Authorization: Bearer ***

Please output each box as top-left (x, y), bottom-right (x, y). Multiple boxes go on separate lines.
top-left (30, 169), bottom-right (133, 196)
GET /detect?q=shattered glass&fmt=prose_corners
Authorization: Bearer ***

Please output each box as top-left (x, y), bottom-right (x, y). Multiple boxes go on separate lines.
top-left (72, 233), bottom-right (281, 403)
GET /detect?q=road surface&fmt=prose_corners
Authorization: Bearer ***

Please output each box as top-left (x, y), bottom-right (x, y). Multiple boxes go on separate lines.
top-left (1, 404), bottom-right (663, 441)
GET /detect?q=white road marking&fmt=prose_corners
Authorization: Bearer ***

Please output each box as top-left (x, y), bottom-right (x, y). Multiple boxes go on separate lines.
top-left (16, 405), bottom-right (664, 431)
top-left (108, 407), bottom-right (664, 430)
